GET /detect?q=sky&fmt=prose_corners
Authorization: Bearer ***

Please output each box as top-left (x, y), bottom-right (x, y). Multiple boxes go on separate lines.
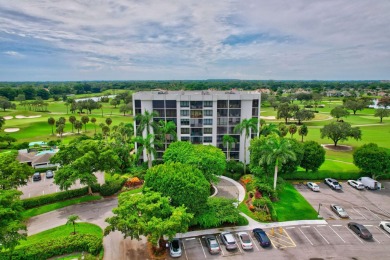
top-left (0, 0), bottom-right (389, 81)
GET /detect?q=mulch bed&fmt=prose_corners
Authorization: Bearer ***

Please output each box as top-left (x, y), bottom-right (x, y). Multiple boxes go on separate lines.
top-left (322, 144), bottom-right (353, 151)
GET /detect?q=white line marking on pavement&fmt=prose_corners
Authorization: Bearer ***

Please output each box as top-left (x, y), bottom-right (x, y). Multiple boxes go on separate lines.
top-left (186, 237), bottom-right (196, 240)
top-left (364, 206), bottom-right (382, 220)
top-left (353, 207), bottom-right (367, 220)
top-left (314, 227), bottom-right (330, 244)
top-left (301, 226), bottom-right (310, 228)
top-left (333, 225), bottom-right (342, 227)
top-left (328, 225), bottom-right (346, 243)
top-left (198, 238), bottom-right (207, 259)
top-left (365, 225), bottom-right (373, 227)
top-left (345, 226), bottom-right (364, 244)
top-left (182, 238), bottom-right (189, 260)
top-left (376, 226), bottom-right (390, 239)
top-left (249, 234), bottom-right (260, 251)
top-left (285, 227), bottom-right (295, 229)
top-left (317, 225), bottom-right (327, 227)
top-left (373, 237), bottom-right (381, 244)
top-left (299, 228), bottom-right (313, 246)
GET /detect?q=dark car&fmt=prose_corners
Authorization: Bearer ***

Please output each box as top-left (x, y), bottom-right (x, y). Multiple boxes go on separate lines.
top-left (253, 228), bottom-right (271, 247)
top-left (45, 170), bottom-right (54, 179)
top-left (33, 172), bottom-right (41, 181)
top-left (169, 238), bottom-right (182, 258)
top-left (205, 235), bottom-right (221, 255)
top-left (348, 222), bottom-right (373, 240)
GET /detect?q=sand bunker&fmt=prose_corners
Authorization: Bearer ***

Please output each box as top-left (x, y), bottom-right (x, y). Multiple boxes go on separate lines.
top-left (15, 115), bottom-right (42, 119)
top-left (3, 116), bottom-right (13, 120)
top-left (56, 132), bottom-right (75, 137)
top-left (260, 116), bottom-right (276, 120)
top-left (4, 128), bottom-right (20, 132)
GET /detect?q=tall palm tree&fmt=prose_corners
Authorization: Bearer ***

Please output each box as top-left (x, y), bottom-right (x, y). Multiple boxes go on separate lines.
top-left (0, 116), bottom-right (5, 131)
top-left (91, 117), bottom-right (97, 133)
top-left (81, 115), bottom-right (89, 132)
top-left (222, 135), bottom-right (236, 161)
top-left (66, 214), bottom-right (80, 235)
top-left (69, 115), bottom-right (76, 133)
top-left (259, 123), bottom-right (280, 137)
top-left (156, 120), bottom-right (177, 150)
top-left (48, 117), bottom-right (55, 135)
top-left (234, 118), bottom-right (258, 174)
top-left (258, 135), bottom-right (296, 190)
top-left (135, 134), bottom-right (159, 169)
top-left (135, 110), bottom-right (158, 135)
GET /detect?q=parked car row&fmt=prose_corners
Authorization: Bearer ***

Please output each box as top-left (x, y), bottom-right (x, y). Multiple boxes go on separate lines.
top-left (32, 170), bottom-right (54, 181)
top-left (169, 228), bottom-right (272, 257)
top-left (307, 177), bottom-right (382, 192)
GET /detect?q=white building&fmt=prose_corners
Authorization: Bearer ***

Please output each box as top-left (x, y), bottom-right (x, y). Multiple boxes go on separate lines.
top-left (133, 90), bottom-right (261, 162)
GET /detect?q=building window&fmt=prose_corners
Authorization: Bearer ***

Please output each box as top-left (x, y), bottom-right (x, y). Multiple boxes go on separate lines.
top-left (253, 99), bottom-right (259, 107)
top-left (204, 119), bottom-right (213, 125)
top-left (217, 118), bottom-right (228, 125)
top-left (204, 128), bottom-right (212, 134)
top-left (204, 136), bottom-right (212, 143)
top-left (190, 119), bottom-right (203, 127)
top-left (229, 100), bottom-right (241, 108)
top-left (190, 101), bottom-right (203, 109)
top-left (229, 109), bottom-right (241, 117)
top-left (152, 100), bottom-right (164, 108)
top-left (180, 110), bottom-right (189, 116)
top-left (204, 101), bottom-right (213, 107)
top-left (252, 108), bottom-right (258, 117)
top-left (217, 126), bottom-right (227, 134)
top-left (181, 136), bottom-right (190, 141)
top-left (166, 100), bottom-right (176, 108)
top-left (135, 100), bottom-right (141, 108)
top-left (217, 109), bottom-right (228, 117)
top-left (153, 109), bottom-right (165, 117)
top-left (181, 119), bottom-right (190, 125)
top-left (217, 100), bottom-right (228, 108)
top-left (180, 101), bottom-right (189, 107)
top-left (181, 128), bottom-right (190, 134)
top-left (191, 128), bottom-right (203, 136)
top-left (204, 110), bottom-right (213, 116)
top-left (166, 109), bottom-right (177, 117)
top-left (190, 110), bottom-right (203, 118)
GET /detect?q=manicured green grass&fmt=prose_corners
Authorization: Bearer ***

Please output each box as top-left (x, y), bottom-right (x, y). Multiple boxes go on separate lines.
top-left (18, 223), bottom-right (102, 248)
top-left (125, 187), bottom-right (143, 194)
top-left (22, 195), bottom-right (102, 218)
top-left (273, 183), bottom-right (318, 221)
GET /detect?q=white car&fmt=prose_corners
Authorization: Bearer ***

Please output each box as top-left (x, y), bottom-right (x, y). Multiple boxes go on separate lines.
top-left (347, 180), bottom-right (365, 190)
top-left (307, 182), bottom-right (320, 192)
top-left (379, 221), bottom-right (390, 234)
top-left (236, 232), bottom-right (253, 250)
top-left (324, 178), bottom-right (342, 190)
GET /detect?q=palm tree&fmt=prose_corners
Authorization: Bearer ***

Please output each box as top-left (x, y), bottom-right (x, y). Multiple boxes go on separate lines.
top-left (222, 135), bottom-right (236, 161)
top-left (105, 117), bottom-right (112, 126)
top-left (48, 117), bottom-right (55, 135)
top-left (56, 124), bottom-right (65, 138)
top-left (288, 124), bottom-right (298, 138)
top-left (135, 110), bottom-right (158, 135)
top-left (0, 116), bottom-right (5, 131)
top-left (259, 123), bottom-right (280, 137)
top-left (298, 124), bottom-right (308, 142)
top-left (135, 134), bottom-right (158, 169)
top-left (91, 117), bottom-right (97, 133)
top-left (258, 135), bottom-right (296, 190)
top-left (156, 120), bottom-right (177, 150)
top-left (66, 214), bottom-right (80, 235)
top-left (81, 115), bottom-right (89, 132)
top-left (69, 115), bottom-right (76, 133)
top-left (74, 120), bottom-right (82, 134)
top-left (234, 118), bottom-right (258, 174)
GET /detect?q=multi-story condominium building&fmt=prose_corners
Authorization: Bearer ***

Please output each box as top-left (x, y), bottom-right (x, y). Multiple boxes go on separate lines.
top-left (133, 90), bottom-right (261, 162)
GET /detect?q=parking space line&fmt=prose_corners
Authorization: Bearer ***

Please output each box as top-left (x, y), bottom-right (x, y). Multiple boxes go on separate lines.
top-left (353, 207), bottom-right (367, 220)
top-left (298, 227), bottom-right (313, 245)
top-left (249, 234), bottom-right (260, 251)
top-left (314, 227), bottom-right (330, 244)
top-left (217, 236), bottom-right (225, 256)
top-left (198, 238), bottom-right (207, 259)
top-left (283, 229), bottom-right (297, 247)
top-left (345, 226), bottom-right (364, 244)
top-left (301, 226), bottom-right (310, 228)
top-left (285, 227), bottom-right (295, 229)
top-left (332, 225), bottom-right (342, 227)
top-left (376, 226), bottom-right (390, 239)
top-left (317, 225), bottom-right (326, 227)
top-left (328, 225), bottom-right (346, 243)
top-left (182, 238), bottom-right (189, 260)
top-left (373, 237), bottom-right (380, 244)
top-left (364, 207), bottom-right (382, 220)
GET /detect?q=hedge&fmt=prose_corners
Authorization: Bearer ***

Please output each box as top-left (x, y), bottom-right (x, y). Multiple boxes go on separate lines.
top-left (22, 187), bottom-right (89, 209)
top-left (100, 178), bottom-right (126, 196)
top-left (32, 166), bottom-right (58, 173)
top-left (281, 171), bottom-right (366, 181)
top-left (0, 234), bottom-right (102, 260)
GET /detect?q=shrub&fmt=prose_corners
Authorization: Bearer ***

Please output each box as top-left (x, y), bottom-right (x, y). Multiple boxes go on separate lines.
top-left (33, 166), bottom-right (58, 173)
top-left (124, 177), bottom-right (144, 188)
top-left (0, 234), bottom-right (102, 260)
top-left (22, 187), bottom-right (89, 209)
top-left (100, 178), bottom-right (126, 196)
top-left (253, 211), bottom-right (272, 222)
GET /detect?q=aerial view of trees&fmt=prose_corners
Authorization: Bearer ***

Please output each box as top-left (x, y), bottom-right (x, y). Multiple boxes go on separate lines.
top-left (353, 143), bottom-right (390, 180)
top-left (320, 122), bottom-right (362, 146)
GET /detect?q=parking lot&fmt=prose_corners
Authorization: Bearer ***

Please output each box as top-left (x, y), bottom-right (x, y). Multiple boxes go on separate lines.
top-left (295, 181), bottom-right (390, 221)
top-left (18, 171), bottom-right (105, 199)
top-left (167, 223), bottom-right (390, 259)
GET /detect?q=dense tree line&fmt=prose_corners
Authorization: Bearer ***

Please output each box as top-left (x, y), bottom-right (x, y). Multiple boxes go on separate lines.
top-left (0, 80), bottom-right (389, 101)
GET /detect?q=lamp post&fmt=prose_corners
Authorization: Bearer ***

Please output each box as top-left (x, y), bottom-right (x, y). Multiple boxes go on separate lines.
top-left (317, 203), bottom-right (322, 218)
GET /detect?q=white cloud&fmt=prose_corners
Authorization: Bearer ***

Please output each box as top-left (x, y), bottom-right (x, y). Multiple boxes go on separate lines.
top-left (0, 0), bottom-right (389, 80)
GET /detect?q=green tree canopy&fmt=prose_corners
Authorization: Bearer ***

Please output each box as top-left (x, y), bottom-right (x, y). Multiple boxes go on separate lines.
top-left (353, 143), bottom-right (390, 179)
top-left (144, 162), bottom-right (210, 215)
top-left (330, 106), bottom-right (350, 121)
top-left (163, 142), bottom-right (226, 183)
top-left (0, 152), bottom-right (34, 190)
top-left (51, 139), bottom-right (120, 194)
top-left (320, 122), bottom-right (362, 146)
top-left (294, 109), bottom-right (315, 125)
top-left (344, 99), bottom-right (366, 115)
top-left (0, 189), bottom-right (26, 254)
top-left (105, 191), bottom-right (193, 248)
top-left (374, 108), bottom-right (390, 123)
top-left (298, 124), bottom-right (308, 142)
top-left (300, 141), bottom-right (326, 172)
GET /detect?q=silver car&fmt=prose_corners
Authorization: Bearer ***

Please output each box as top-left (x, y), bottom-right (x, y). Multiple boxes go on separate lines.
top-left (347, 180), bottom-right (365, 190)
top-left (330, 204), bottom-right (349, 218)
top-left (169, 238), bottom-right (182, 258)
top-left (307, 182), bottom-right (320, 192)
top-left (237, 232), bottom-right (253, 250)
top-left (220, 232), bottom-right (238, 250)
